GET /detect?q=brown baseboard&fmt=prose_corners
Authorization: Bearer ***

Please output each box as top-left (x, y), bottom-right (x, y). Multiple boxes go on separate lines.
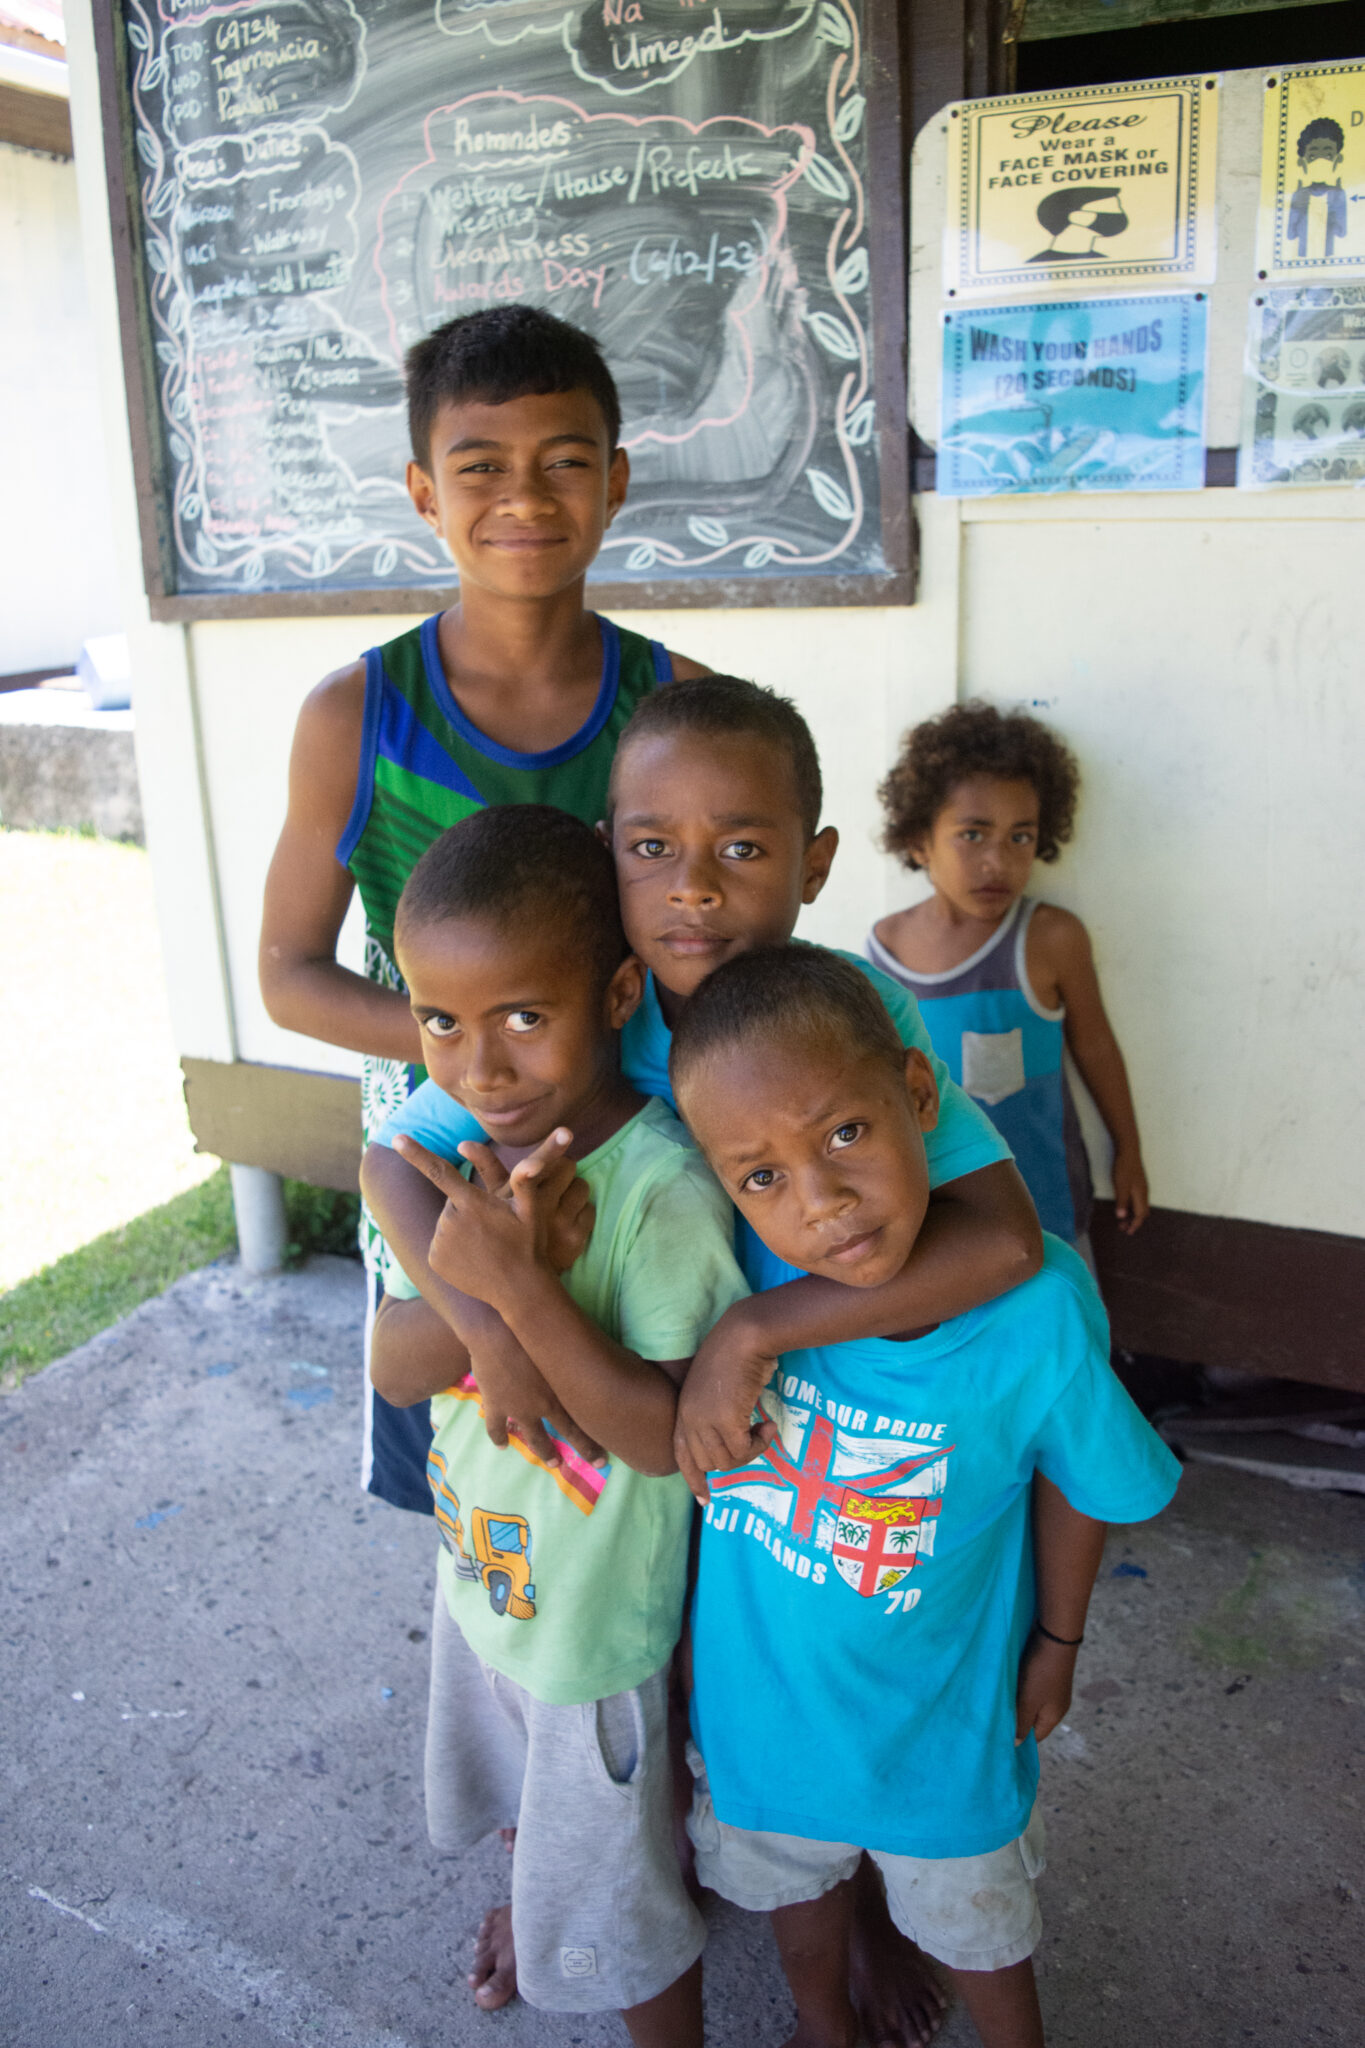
top-left (181, 1058), bottom-right (361, 1194)
top-left (1092, 1202), bottom-right (1365, 1393)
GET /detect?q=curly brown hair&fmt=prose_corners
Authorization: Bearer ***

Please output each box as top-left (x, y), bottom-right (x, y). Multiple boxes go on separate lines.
top-left (879, 701), bottom-right (1080, 870)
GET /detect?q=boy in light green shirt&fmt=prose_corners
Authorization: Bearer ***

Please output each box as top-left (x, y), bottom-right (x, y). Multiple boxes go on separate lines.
top-left (369, 803), bottom-right (746, 2043)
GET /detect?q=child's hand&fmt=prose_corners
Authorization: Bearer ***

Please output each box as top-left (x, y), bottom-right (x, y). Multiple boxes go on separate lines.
top-left (1112, 1148), bottom-right (1149, 1234)
top-left (674, 1305), bottom-right (780, 1503)
top-left (468, 1325), bottom-right (606, 1471)
top-left (393, 1132), bottom-right (564, 1309)
top-left (460, 1133), bottom-right (595, 1274)
top-left (1014, 1630), bottom-right (1079, 1747)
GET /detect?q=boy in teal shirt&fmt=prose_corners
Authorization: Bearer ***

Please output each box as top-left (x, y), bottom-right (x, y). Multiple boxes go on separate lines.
top-left (670, 946), bottom-right (1180, 2048)
top-left (369, 803), bottom-right (746, 2042)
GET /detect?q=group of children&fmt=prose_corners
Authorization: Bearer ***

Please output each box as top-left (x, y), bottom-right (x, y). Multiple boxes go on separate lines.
top-left (260, 306), bottom-right (1179, 2048)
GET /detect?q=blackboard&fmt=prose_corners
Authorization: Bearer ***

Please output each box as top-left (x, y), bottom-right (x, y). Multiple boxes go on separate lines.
top-left (95, 0), bottom-right (911, 617)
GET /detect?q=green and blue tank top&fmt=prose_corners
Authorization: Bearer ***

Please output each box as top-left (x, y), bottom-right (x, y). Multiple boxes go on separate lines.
top-left (337, 610), bottom-right (671, 1280)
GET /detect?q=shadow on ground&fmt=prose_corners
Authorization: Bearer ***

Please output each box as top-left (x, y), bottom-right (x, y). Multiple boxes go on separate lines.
top-left (1, 1258), bottom-right (1361, 2046)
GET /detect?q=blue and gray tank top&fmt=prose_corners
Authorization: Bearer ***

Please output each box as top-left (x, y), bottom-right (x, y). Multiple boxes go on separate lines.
top-left (866, 897), bottom-right (1092, 1243)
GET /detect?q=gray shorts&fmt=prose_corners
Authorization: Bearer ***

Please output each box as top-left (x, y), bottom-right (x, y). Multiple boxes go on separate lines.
top-left (424, 1590), bottom-right (704, 2013)
top-left (687, 1749), bottom-right (1045, 1974)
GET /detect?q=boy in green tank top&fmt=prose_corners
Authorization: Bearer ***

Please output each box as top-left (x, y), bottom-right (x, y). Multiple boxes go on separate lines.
top-left (258, 306), bottom-right (710, 1516)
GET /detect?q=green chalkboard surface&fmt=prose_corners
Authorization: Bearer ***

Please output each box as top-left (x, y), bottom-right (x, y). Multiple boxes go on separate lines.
top-left (97, 0), bottom-right (910, 615)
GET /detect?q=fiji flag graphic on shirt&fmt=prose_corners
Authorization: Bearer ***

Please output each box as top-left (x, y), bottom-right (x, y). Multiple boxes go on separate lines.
top-left (709, 1394), bottom-right (953, 1602)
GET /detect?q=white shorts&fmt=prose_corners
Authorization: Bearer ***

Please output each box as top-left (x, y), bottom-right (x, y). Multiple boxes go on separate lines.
top-left (425, 1591), bottom-right (704, 2012)
top-left (687, 1750), bottom-right (1045, 1974)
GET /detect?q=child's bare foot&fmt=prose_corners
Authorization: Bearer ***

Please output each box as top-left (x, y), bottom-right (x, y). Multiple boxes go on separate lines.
top-left (469, 1902), bottom-right (517, 2010)
top-left (849, 1860), bottom-right (945, 2047)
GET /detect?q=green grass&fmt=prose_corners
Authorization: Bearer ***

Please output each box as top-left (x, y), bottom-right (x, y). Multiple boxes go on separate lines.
top-left (0, 1169), bottom-right (360, 1391)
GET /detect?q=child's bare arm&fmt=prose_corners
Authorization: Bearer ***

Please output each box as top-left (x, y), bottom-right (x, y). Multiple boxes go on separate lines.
top-left (370, 1291), bottom-right (473, 1408)
top-left (1034, 907), bottom-right (1148, 1233)
top-left (259, 667), bottom-right (422, 1062)
top-left (1015, 1473), bottom-right (1108, 1746)
top-left (399, 1139), bottom-right (686, 1476)
top-left (666, 652), bottom-right (713, 680)
top-left (675, 1159), bottom-right (1041, 1496)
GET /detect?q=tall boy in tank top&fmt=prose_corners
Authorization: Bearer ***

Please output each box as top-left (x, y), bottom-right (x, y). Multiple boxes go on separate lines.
top-left (259, 305), bottom-right (710, 1513)
top-left (870, 702), bottom-right (1148, 1262)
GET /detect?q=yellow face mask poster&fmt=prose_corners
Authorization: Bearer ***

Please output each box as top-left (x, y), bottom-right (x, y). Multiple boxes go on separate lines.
top-left (1257, 63), bottom-right (1365, 278)
top-left (947, 77), bottom-right (1219, 298)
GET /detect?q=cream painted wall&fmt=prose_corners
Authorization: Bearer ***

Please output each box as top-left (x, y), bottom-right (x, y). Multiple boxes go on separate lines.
top-left (65, 11), bottom-right (1363, 1238)
top-left (958, 495), bottom-right (1364, 1235)
top-left (0, 136), bottom-right (122, 672)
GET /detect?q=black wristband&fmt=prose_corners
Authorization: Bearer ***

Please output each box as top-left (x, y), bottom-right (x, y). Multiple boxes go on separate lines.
top-left (1034, 1620), bottom-right (1084, 1648)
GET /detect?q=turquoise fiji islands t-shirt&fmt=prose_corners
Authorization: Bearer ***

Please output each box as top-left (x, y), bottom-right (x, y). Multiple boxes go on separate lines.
top-left (687, 1237), bottom-right (1181, 1860)
top-left (376, 947), bottom-right (1015, 1278)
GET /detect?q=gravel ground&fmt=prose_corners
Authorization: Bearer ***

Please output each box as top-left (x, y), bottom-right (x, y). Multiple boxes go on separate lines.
top-left (0, 828), bottom-right (216, 1289)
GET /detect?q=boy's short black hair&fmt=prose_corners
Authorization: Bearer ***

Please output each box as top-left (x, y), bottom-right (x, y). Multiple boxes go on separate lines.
top-left (405, 305), bottom-right (622, 469)
top-left (670, 944), bottom-right (903, 1111)
top-left (879, 700), bottom-right (1080, 870)
top-left (396, 804), bottom-right (629, 987)
top-left (609, 676), bottom-right (823, 839)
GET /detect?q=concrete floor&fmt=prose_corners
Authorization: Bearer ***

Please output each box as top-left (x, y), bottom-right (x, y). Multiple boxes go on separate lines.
top-left (1, 1256), bottom-right (1361, 2048)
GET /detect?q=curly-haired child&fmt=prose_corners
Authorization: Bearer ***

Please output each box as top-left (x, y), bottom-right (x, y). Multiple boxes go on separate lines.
top-left (869, 701), bottom-right (1148, 1255)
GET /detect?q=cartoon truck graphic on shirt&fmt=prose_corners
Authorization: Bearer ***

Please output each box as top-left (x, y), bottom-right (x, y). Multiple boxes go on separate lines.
top-left (427, 1448), bottom-right (537, 1620)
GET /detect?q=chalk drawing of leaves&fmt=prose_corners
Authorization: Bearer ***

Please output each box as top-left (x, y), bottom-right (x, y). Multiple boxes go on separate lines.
top-left (846, 399), bottom-right (876, 447)
top-left (149, 182), bottom-right (175, 220)
top-left (804, 153), bottom-right (850, 203)
top-left (807, 310), bottom-right (860, 361)
top-left (688, 516), bottom-right (729, 547)
top-left (171, 391), bottom-right (190, 420)
top-left (242, 553), bottom-right (265, 587)
top-left (834, 248), bottom-right (869, 295)
top-left (126, 21), bottom-right (149, 50)
top-left (312, 544), bottom-right (333, 578)
top-left (806, 468), bottom-right (855, 522)
top-left (626, 542), bottom-right (659, 572)
top-left (168, 431), bottom-right (190, 462)
top-left (145, 238), bottom-right (169, 274)
top-left (143, 56), bottom-right (165, 90)
top-left (195, 532), bottom-right (219, 568)
top-left (181, 491), bottom-right (202, 520)
top-left (374, 542), bottom-right (398, 577)
top-left (135, 130), bottom-right (158, 168)
top-left (167, 295), bottom-right (187, 332)
top-left (155, 340), bottom-right (177, 366)
top-left (745, 542), bottom-right (776, 568)
top-left (817, 2), bottom-right (851, 47)
top-left (833, 93), bottom-right (866, 144)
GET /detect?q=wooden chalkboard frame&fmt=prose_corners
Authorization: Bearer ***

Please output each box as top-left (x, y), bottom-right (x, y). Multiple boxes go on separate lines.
top-left (92, 0), bottom-right (913, 620)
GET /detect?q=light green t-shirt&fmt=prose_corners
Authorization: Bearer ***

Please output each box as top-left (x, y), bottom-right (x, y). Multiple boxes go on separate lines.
top-left (389, 1095), bottom-right (749, 1705)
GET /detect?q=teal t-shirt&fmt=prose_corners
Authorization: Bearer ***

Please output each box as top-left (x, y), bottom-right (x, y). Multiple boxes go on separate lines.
top-left (386, 1096), bottom-right (748, 1705)
top-left (690, 1237), bottom-right (1181, 1857)
top-left (378, 947), bottom-right (1013, 1201)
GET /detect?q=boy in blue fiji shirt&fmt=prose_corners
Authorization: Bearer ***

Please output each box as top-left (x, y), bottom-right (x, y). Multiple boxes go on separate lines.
top-left (669, 947), bottom-right (1181, 2048)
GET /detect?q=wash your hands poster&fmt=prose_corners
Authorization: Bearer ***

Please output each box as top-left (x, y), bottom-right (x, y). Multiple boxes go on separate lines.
top-left (938, 294), bottom-right (1208, 497)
